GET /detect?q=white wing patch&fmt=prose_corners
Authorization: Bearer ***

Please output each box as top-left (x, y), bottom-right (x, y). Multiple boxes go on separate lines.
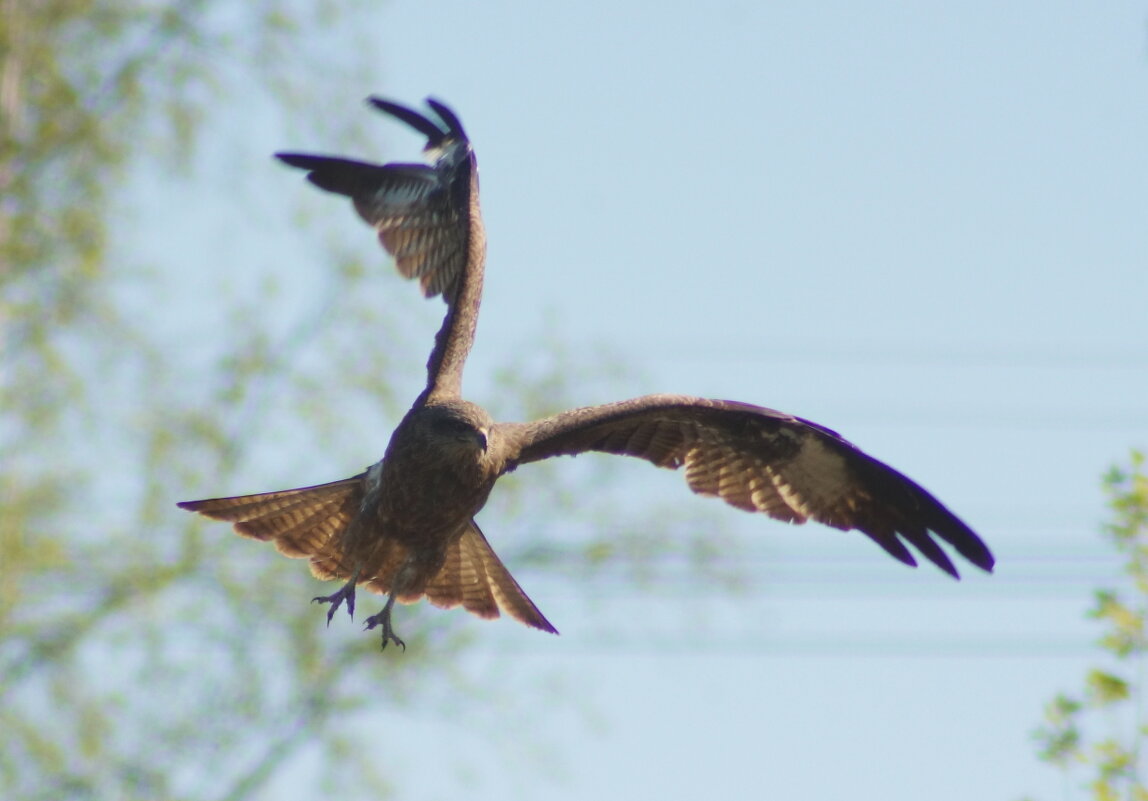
top-left (679, 424), bottom-right (859, 526)
top-left (785, 436), bottom-right (853, 503)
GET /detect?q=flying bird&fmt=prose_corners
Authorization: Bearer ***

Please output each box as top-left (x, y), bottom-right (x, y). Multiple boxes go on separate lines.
top-left (179, 97), bottom-right (994, 651)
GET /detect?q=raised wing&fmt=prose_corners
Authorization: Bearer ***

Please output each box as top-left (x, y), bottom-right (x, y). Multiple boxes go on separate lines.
top-left (276, 97), bottom-right (484, 403)
top-left (504, 395), bottom-right (994, 578)
top-left (275, 97), bottom-right (477, 301)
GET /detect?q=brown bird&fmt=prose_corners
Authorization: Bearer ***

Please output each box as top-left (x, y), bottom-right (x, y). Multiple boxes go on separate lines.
top-left (179, 97), bottom-right (994, 651)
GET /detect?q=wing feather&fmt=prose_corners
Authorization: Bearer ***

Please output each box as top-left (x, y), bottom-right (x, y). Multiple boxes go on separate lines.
top-left (275, 153), bottom-right (467, 299)
top-left (178, 477), bottom-right (363, 575)
top-left (505, 395), bottom-right (993, 577)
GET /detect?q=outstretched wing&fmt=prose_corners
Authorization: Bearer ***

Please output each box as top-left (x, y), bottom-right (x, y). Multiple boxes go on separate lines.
top-left (503, 395), bottom-right (993, 578)
top-left (177, 476), bottom-right (364, 581)
top-left (276, 97), bottom-right (476, 301)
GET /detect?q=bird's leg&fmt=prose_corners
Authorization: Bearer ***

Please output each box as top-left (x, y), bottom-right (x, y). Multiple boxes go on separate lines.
top-left (363, 594), bottom-right (406, 651)
top-left (312, 568), bottom-right (360, 625)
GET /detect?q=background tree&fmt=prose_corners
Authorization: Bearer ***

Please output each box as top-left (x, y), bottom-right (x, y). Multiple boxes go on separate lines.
top-left (1027, 451), bottom-right (1148, 801)
top-left (0, 4), bottom-right (729, 798)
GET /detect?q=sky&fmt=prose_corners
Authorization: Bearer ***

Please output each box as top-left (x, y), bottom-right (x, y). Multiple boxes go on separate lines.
top-left (131, 1), bottom-right (1148, 799)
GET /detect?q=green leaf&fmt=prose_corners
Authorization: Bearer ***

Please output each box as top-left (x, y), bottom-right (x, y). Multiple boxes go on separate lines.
top-left (1086, 671), bottom-right (1129, 706)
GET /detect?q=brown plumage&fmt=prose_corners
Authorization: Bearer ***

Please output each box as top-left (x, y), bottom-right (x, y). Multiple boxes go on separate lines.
top-left (183, 400), bottom-right (553, 647)
top-left (179, 97), bottom-right (993, 651)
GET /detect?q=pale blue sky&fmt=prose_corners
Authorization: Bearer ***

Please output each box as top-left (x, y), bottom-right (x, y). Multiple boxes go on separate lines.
top-left (135, 1), bottom-right (1148, 798)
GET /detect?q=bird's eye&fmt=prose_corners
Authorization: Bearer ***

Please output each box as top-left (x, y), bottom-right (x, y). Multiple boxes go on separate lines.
top-left (438, 418), bottom-right (475, 440)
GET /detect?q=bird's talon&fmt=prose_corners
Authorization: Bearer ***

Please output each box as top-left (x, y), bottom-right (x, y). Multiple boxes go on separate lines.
top-left (364, 608), bottom-right (405, 651)
top-left (311, 581), bottom-right (357, 625)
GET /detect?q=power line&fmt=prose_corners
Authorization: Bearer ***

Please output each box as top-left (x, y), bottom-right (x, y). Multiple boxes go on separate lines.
top-left (639, 341), bottom-right (1148, 370)
top-left (503, 634), bottom-right (1097, 659)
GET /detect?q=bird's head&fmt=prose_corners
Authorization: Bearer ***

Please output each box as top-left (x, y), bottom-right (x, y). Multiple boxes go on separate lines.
top-left (438, 415), bottom-right (488, 452)
top-left (419, 401), bottom-right (492, 456)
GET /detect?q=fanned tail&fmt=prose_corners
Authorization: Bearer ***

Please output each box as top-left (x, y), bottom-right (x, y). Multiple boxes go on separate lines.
top-left (423, 521), bottom-right (557, 634)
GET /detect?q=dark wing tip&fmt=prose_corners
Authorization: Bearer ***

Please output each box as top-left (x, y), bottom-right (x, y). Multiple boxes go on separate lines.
top-left (894, 522), bottom-right (963, 579)
top-left (859, 527), bottom-right (920, 571)
top-left (957, 535), bottom-right (995, 574)
top-left (424, 98), bottom-right (467, 140)
top-left (275, 152), bottom-right (323, 169)
top-left (366, 96), bottom-right (448, 146)
top-left (838, 437), bottom-right (995, 578)
top-left (176, 500), bottom-right (199, 511)
top-left (272, 153), bottom-right (389, 199)
top-left (893, 511), bottom-right (994, 580)
top-left (923, 506), bottom-right (995, 577)
top-left (862, 521), bottom-right (974, 580)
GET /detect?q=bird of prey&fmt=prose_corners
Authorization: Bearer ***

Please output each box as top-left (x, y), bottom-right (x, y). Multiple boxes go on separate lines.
top-left (179, 97), bottom-right (994, 651)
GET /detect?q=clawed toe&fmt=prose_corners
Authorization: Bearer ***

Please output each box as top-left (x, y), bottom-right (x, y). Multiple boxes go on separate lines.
top-left (363, 598), bottom-right (405, 651)
top-left (311, 580), bottom-right (357, 625)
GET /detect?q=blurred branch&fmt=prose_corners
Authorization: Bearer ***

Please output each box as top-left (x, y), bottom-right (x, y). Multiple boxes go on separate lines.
top-left (1027, 450), bottom-right (1148, 799)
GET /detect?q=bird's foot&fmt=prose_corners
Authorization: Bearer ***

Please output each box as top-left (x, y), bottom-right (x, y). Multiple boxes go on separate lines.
top-left (364, 599), bottom-right (406, 651)
top-left (312, 579), bottom-right (357, 625)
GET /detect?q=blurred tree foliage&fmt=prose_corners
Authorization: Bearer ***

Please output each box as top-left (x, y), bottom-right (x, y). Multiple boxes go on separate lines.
top-left (1026, 451), bottom-right (1148, 801)
top-left (0, 3), bottom-right (733, 799)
